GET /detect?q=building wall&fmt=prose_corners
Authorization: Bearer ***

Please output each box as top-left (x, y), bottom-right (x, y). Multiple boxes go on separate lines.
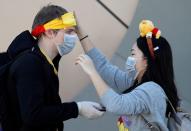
top-left (114, 0), bottom-right (191, 112)
top-left (66, 0), bottom-right (191, 131)
top-left (0, 0), bottom-right (190, 131)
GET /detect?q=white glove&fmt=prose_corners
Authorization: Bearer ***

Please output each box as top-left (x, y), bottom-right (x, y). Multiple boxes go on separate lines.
top-left (77, 101), bottom-right (105, 119)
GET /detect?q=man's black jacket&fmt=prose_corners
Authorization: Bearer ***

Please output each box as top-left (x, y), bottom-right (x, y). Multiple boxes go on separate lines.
top-left (4, 31), bottom-right (78, 131)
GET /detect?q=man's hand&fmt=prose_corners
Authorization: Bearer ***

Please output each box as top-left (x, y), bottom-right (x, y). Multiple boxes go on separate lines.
top-left (77, 101), bottom-right (105, 119)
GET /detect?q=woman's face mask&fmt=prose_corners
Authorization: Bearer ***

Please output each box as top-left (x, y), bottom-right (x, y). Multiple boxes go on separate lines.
top-left (126, 43), bottom-right (148, 80)
top-left (57, 33), bottom-right (77, 56)
top-left (125, 56), bottom-right (137, 81)
top-left (125, 56), bottom-right (137, 72)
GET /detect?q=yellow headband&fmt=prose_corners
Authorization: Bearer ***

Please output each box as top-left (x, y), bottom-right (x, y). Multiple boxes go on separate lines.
top-left (32, 12), bottom-right (77, 37)
top-left (44, 12), bottom-right (77, 30)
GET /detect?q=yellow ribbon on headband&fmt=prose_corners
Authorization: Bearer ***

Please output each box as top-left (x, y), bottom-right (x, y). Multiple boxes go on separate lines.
top-left (44, 12), bottom-right (77, 30)
top-left (31, 12), bottom-right (77, 37)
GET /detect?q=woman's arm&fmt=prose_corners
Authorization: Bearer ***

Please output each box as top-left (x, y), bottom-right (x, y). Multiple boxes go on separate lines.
top-left (86, 48), bottom-right (135, 92)
top-left (76, 18), bottom-right (135, 92)
top-left (76, 54), bottom-right (149, 115)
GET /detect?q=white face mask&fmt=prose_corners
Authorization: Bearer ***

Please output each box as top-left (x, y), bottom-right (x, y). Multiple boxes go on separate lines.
top-left (57, 34), bottom-right (77, 56)
top-left (125, 56), bottom-right (137, 81)
top-left (125, 56), bottom-right (136, 72)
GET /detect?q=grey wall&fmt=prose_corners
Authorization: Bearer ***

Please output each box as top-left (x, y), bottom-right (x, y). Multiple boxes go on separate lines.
top-left (114, 0), bottom-right (191, 111)
top-left (65, 0), bottom-right (191, 130)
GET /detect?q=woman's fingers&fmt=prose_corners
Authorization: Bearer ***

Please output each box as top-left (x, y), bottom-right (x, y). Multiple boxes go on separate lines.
top-left (75, 59), bottom-right (85, 68)
top-left (76, 54), bottom-right (88, 62)
top-left (75, 54), bottom-right (96, 76)
top-left (75, 57), bottom-right (82, 65)
top-left (75, 54), bottom-right (93, 69)
top-left (75, 54), bottom-right (86, 65)
top-left (73, 11), bottom-right (79, 30)
top-left (76, 59), bottom-right (88, 73)
top-left (75, 59), bottom-right (81, 65)
top-left (73, 11), bottom-right (78, 22)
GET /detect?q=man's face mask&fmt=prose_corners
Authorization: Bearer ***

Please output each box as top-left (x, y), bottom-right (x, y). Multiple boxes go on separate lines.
top-left (57, 33), bottom-right (77, 56)
top-left (125, 56), bottom-right (136, 72)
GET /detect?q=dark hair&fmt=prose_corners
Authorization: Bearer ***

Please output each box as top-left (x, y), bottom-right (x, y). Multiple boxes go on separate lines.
top-left (32, 4), bottom-right (68, 30)
top-left (124, 36), bottom-right (179, 116)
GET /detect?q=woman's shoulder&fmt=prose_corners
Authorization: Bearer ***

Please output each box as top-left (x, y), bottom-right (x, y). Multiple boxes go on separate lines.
top-left (137, 81), bottom-right (163, 91)
top-left (135, 81), bottom-right (166, 100)
top-left (133, 81), bottom-right (167, 111)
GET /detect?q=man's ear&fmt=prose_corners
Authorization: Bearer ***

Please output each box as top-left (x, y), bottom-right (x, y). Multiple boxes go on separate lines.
top-left (44, 29), bottom-right (56, 39)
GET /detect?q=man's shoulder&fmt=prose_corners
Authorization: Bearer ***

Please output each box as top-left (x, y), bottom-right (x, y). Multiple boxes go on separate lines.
top-left (17, 51), bottom-right (41, 63)
top-left (10, 51), bottom-right (43, 72)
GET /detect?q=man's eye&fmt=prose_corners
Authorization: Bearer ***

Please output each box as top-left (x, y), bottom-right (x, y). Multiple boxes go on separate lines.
top-left (66, 31), bottom-right (72, 34)
top-left (66, 30), bottom-right (76, 34)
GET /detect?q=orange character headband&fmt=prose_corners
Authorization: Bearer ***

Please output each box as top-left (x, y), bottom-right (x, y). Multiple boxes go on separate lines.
top-left (139, 20), bottom-right (161, 59)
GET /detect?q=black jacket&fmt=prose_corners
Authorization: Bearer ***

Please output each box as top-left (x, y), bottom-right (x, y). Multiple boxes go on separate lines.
top-left (0, 53), bottom-right (10, 67)
top-left (5, 31), bottom-right (78, 131)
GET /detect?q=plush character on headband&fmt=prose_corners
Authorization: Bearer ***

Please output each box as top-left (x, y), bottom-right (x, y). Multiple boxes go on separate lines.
top-left (139, 20), bottom-right (161, 39)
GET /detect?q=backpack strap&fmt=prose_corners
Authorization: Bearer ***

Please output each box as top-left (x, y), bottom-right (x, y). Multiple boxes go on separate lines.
top-left (140, 115), bottom-right (161, 130)
top-left (163, 93), bottom-right (182, 125)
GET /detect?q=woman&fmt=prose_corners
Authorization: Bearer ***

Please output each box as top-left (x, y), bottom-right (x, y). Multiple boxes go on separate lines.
top-left (76, 20), bottom-right (179, 130)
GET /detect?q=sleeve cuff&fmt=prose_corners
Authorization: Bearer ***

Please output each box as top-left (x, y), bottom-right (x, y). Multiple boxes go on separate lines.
top-left (71, 102), bottom-right (79, 118)
top-left (62, 102), bottom-right (79, 119)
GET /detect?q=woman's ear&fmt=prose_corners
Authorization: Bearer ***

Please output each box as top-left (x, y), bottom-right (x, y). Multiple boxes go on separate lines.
top-left (143, 57), bottom-right (148, 68)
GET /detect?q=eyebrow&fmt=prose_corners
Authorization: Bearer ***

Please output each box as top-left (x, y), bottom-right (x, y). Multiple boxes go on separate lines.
top-left (66, 28), bottom-right (75, 31)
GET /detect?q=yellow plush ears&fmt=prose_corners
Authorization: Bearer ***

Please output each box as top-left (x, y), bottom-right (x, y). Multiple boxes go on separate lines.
top-left (139, 20), bottom-right (161, 39)
top-left (31, 12), bottom-right (77, 37)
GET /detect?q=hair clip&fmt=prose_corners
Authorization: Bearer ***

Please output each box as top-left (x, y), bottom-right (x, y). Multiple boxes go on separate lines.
top-left (154, 46), bottom-right (159, 51)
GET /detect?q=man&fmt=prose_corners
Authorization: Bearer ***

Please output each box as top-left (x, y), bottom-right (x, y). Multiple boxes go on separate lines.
top-left (4, 5), bottom-right (104, 131)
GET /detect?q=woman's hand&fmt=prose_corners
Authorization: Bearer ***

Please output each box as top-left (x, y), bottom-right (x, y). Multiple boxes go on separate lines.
top-left (76, 54), bottom-right (109, 97)
top-left (73, 12), bottom-right (87, 38)
top-left (75, 54), bottom-right (97, 76)
top-left (73, 11), bottom-right (94, 52)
